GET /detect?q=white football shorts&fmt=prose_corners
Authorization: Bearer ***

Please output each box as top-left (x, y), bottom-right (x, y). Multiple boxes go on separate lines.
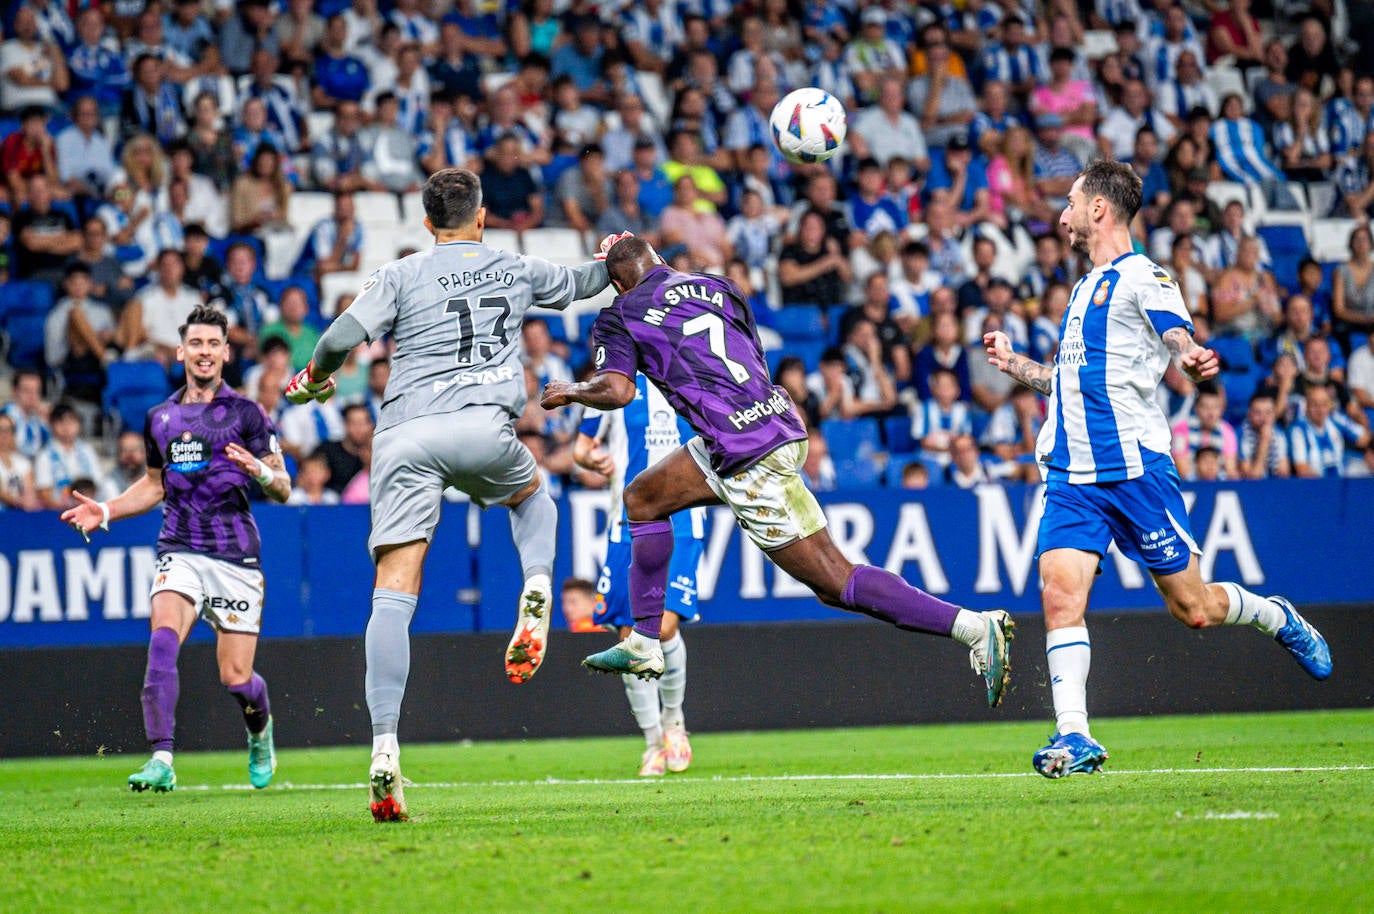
top-left (687, 436), bottom-right (827, 552)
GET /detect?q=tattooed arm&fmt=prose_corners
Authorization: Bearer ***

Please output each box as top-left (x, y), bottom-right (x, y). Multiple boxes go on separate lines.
top-left (983, 331), bottom-right (1053, 395)
top-left (1161, 326), bottom-right (1220, 383)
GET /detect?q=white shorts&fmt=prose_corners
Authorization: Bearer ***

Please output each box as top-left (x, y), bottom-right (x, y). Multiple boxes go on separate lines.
top-left (687, 437), bottom-right (827, 552)
top-left (150, 552), bottom-right (266, 634)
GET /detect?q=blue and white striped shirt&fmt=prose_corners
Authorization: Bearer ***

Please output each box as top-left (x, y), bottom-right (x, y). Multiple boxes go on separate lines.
top-left (1290, 412), bottom-right (1364, 477)
top-left (1211, 118), bottom-right (1281, 184)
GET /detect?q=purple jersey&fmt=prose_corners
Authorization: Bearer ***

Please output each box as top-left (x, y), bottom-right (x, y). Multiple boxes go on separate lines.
top-left (591, 267), bottom-right (806, 476)
top-left (143, 385), bottom-right (280, 566)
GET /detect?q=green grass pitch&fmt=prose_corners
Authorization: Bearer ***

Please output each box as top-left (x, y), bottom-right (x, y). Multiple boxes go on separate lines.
top-left (2, 709), bottom-right (1370, 913)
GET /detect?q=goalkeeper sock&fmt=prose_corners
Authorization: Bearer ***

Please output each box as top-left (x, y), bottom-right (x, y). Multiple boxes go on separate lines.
top-left (142, 626), bottom-right (180, 753)
top-left (227, 672), bottom-right (271, 735)
top-left (508, 478), bottom-right (556, 581)
top-left (622, 672), bottom-right (662, 748)
top-left (365, 589), bottom-right (417, 738)
top-left (1219, 582), bottom-right (1284, 635)
top-left (658, 633), bottom-right (687, 731)
top-left (1046, 626), bottom-right (1092, 738)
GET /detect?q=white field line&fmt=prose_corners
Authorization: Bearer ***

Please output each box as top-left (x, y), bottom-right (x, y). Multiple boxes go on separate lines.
top-left (148, 764), bottom-right (1374, 792)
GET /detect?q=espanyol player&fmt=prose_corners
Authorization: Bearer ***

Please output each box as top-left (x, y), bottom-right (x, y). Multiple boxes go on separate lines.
top-left (62, 306), bottom-right (291, 793)
top-left (983, 160), bottom-right (1331, 779)
top-left (542, 236), bottom-right (1014, 708)
top-left (576, 374), bottom-right (706, 777)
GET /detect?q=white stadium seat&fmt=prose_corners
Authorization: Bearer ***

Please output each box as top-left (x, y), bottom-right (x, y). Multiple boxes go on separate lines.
top-left (319, 271), bottom-right (362, 318)
top-left (262, 227), bottom-right (305, 281)
top-left (1082, 30), bottom-right (1118, 60)
top-left (1207, 66), bottom-right (1249, 111)
top-left (290, 192), bottom-right (335, 235)
top-left (1310, 219), bottom-right (1358, 263)
top-left (522, 227), bottom-right (587, 263)
top-left (1205, 181), bottom-right (1251, 216)
top-left (401, 191), bottom-right (425, 226)
top-left (354, 191), bottom-right (402, 226)
top-left (483, 229), bottom-right (521, 253)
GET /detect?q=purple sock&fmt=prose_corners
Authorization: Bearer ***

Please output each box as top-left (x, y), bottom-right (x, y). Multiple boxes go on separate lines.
top-left (142, 627), bottom-right (180, 752)
top-left (228, 672), bottom-right (271, 735)
top-left (628, 520), bottom-right (673, 639)
top-left (841, 565), bottom-right (961, 636)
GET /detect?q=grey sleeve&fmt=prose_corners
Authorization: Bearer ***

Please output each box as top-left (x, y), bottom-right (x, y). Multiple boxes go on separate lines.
top-left (311, 312), bottom-right (369, 375)
top-left (571, 260), bottom-right (610, 301)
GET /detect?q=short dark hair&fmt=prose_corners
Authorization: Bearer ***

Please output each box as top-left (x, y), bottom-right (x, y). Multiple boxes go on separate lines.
top-left (179, 305), bottom-right (229, 340)
top-left (19, 105), bottom-right (46, 123)
top-left (561, 577), bottom-right (596, 598)
top-left (1079, 159), bottom-right (1143, 223)
top-left (260, 335), bottom-right (291, 357)
top-left (422, 168), bottom-right (483, 229)
top-left (1049, 47), bottom-right (1076, 64)
top-left (342, 403), bottom-right (373, 424)
top-left (604, 236), bottom-right (659, 289)
top-left (50, 403), bottom-right (78, 425)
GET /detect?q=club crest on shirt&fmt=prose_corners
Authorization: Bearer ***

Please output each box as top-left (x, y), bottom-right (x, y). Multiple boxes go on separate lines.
top-left (1092, 279), bottom-right (1110, 305)
top-left (1060, 316), bottom-right (1088, 368)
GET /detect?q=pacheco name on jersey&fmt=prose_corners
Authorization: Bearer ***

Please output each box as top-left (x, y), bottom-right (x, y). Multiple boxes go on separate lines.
top-left (1060, 316), bottom-right (1088, 368)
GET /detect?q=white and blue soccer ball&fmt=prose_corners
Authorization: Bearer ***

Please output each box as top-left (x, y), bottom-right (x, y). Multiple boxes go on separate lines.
top-left (769, 87), bottom-right (847, 165)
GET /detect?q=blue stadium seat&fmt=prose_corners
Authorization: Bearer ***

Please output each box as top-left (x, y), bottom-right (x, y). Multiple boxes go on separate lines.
top-left (827, 304), bottom-right (851, 342)
top-left (784, 340), bottom-right (828, 370)
top-left (834, 458), bottom-right (882, 489)
top-left (882, 415), bottom-right (915, 453)
top-left (764, 348), bottom-right (787, 381)
top-left (771, 305), bottom-right (827, 342)
top-left (884, 453), bottom-right (917, 487)
top-left (1222, 368), bottom-right (1263, 425)
top-left (820, 418), bottom-right (881, 464)
top-left (103, 362), bottom-right (171, 432)
top-left (1209, 335), bottom-right (1255, 372)
top-left (0, 281), bottom-right (55, 371)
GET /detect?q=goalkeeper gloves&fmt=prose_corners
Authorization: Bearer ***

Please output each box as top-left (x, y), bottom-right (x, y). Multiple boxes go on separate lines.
top-left (284, 361), bottom-right (337, 404)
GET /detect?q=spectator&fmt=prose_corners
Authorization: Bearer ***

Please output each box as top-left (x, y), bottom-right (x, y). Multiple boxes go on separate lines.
top-left (1030, 47), bottom-right (1097, 152)
top-left (1031, 282), bottom-right (1070, 364)
top-left (1290, 384), bottom-right (1370, 478)
top-left (278, 390), bottom-right (345, 462)
top-left (1211, 94), bottom-right (1283, 188)
top-left (1263, 294), bottom-right (1344, 375)
top-left (288, 452), bottom-right (341, 506)
top-left (1348, 333), bottom-right (1374, 424)
top-left (1211, 236), bottom-right (1281, 341)
top-left (922, 199), bottom-right (968, 287)
top-left (1031, 114), bottom-right (1083, 215)
top-left (1253, 40), bottom-right (1295, 132)
top-left (311, 100), bottom-right (373, 193)
top-left (121, 54), bottom-right (184, 146)
top-left (221, 0), bottom-right (281, 78)
top-left (3, 106), bottom-right (60, 206)
top-left (521, 319), bottom-right (573, 435)
top-left (726, 188), bottom-right (781, 273)
top-left (13, 174), bottom-right (79, 284)
top-left (980, 15), bottom-right (1043, 98)
top-left (273, 0), bottom-right (326, 69)
top-left (243, 334), bottom-right (292, 402)
top-left (186, 93), bottom-right (238, 191)
top-left (957, 236), bottom-right (999, 315)
top-left (786, 171), bottom-right (849, 245)
top-left (480, 133), bottom-right (544, 231)
top-left (596, 169), bottom-right (653, 240)
top-left (1149, 197), bottom-right (1198, 265)
top-left (2, 370), bottom-right (50, 458)
top-left (1332, 225), bottom-right (1374, 346)
top-left (845, 157), bottom-right (906, 247)
top-left (1333, 132), bottom-right (1374, 220)
top-left (659, 176), bottom-right (731, 272)
top-left (259, 286), bottom-right (321, 371)
top-left (1273, 87), bottom-right (1331, 181)
top-left (899, 461), bottom-right (930, 490)
top-left (1143, 3), bottom-right (1206, 89)
top-left (238, 48), bottom-right (308, 153)
top-left (428, 22), bottom-right (483, 101)
top-left (1158, 51), bottom-right (1219, 133)
top-left (1238, 392), bottom-right (1291, 479)
top-left (444, 0), bottom-right (505, 61)
top-left (841, 273), bottom-right (911, 386)
top-left (778, 210), bottom-right (850, 306)
top-left (946, 433), bottom-right (1005, 489)
top-left (982, 383), bottom-right (1042, 466)
top-left (550, 15), bottom-right (605, 98)
top-left (554, 144), bottom-right (612, 233)
top-left (986, 126), bottom-right (1040, 226)
top-left (970, 80), bottom-right (1019, 157)
top-left (181, 224), bottom-right (223, 303)
top-left (98, 429), bottom-right (149, 501)
top-left (629, 137), bottom-right (673, 216)
top-left (163, 141), bottom-right (227, 237)
top-left (215, 241), bottom-right (275, 348)
top-left (912, 368), bottom-right (972, 467)
top-left (33, 402), bottom-right (103, 510)
top-left (848, 75), bottom-right (929, 171)
top-left (420, 92), bottom-right (481, 176)
top-left (1208, 0), bottom-right (1264, 69)
top-left (772, 356), bottom-right (821, 429)
top-left (476, 84), bottom-right (550, 166)
top-left (230, 144), bottom-right (292, 236)
top-left (0, 6), bottom-right (69, 115)
top-left (316, 403), bottom-right (374, 493)
top-left (621, 0), bottom-right (682, 77)
top-left (1098, 79), bottom-right (1175, 161)
top-left (844, 8), bottom-right (906, 103)
top-left (165, 0), bottom-right (217, 63)
top-left (1297, 335), bottom-right (1351, 410)
top-left (68, 216), bottom-right (134, 310)
top-left (600, 93), bottom-right (661, 174)
top-left (1167, 234), bottom-right (1209, 319)
top-left (1285, 14), bottom-right (1339, 95)
top-left (0, 413), bottom-right (37, 512)
top-left (313, 13), bottom-right (371, 108)
top-left (298, 192), bottom-right (363, 282)
top-left (1205, 199), bottom-right (1271, 273)
top-left (44, 263), bottom-right (115, 404)
top-left (56, 96), bottom-right (116, 203)
top-left (1193, 445), bottom-right (1225, 481)
top-left (913, 311), bottom-right (970, 401)
top-left (1171, 384), bottom-right (1239, 480)
top-left (116, 249), bottom-right (205, 366)
top-left (890, 241), bottom-right (941, 329)
top-left (1327, 72), bottom-right (1373, 160)
top-left (1018, 234), bottom-right (1071, 304)
top-left (906, 27), bottom-right (977, 150)
top-left (967, 313), bottom-right (1019, 414)
top-left (801, 426), bottom-right (837, 491)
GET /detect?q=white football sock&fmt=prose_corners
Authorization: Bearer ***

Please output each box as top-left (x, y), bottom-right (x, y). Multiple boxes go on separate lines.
top-left (627, 629), bottom-right (660, 655)
top-left (152, 750), bottom-right (173, 767)
top-left (1219, 582), bottom-right (1284, 635)
top-left (950, 609), bottom-right (987, 649)
top-left (372, 733), bottom-right (399, 759)
top-left (1046, 626), bottom-right (1092, 738)
top-left (622, 673), bottom-right (662, 747)
top-left (658, 634), bottom-right (687, 731)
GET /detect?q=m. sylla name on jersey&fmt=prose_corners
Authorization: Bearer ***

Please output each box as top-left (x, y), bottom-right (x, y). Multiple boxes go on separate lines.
top-left (728, 389), bottom-right (791, 430)
top-left (436, 269), bottom-right (516, 291)
top-left (644, 282), bottom-right (727, 325)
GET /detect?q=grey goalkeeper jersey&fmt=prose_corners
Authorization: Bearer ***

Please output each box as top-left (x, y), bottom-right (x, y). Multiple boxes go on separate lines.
top-left (344, 240), bottom-right (580, 432)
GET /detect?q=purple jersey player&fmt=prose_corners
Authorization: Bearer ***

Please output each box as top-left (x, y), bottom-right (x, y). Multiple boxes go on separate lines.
top-left (63, 307), bottom-right (292, 793)
top-left (542, 237), bottom-right (1015, 705)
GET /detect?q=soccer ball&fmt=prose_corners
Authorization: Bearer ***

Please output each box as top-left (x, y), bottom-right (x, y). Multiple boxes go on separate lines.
top-left (769, 88), bottom-right (847, 164)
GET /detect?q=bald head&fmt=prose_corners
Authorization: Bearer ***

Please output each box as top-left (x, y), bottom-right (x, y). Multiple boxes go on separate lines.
top-left (605, 237), bottom-right (662, 292)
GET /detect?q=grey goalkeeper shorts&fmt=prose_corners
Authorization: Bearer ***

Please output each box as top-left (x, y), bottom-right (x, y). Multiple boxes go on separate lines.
top-left (368, 406), bottom-right (537, 558)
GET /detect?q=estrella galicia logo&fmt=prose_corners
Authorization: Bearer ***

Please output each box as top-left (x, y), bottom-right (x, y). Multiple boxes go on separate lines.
top-left (166, 430), bottom-right (211, 474)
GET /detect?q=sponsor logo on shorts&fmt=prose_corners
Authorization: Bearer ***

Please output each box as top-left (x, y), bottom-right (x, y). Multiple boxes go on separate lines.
top-left (205, 595), bottom-right (253, 613)
top-left (1139, 527), bottom-right (1180, 559)
top-left (727, 390), bottom-right (791, 431)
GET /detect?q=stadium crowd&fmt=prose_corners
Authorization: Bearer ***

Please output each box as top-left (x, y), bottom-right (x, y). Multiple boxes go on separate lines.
top-left (2, 0), bottom-right (1374, 512)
